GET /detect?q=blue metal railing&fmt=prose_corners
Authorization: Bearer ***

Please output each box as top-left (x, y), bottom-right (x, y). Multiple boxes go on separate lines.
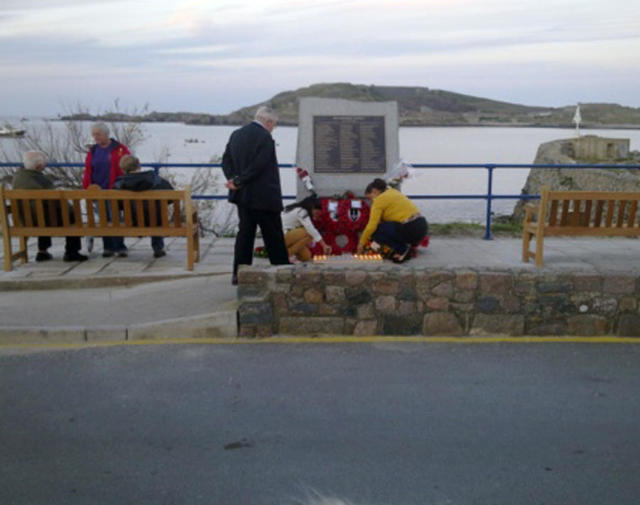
top-left (3, 161), bottom-right (639, 240)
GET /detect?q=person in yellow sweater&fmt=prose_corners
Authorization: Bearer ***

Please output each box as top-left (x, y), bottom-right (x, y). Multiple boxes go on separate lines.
top-left (357, 178), bottom-right (428, 263)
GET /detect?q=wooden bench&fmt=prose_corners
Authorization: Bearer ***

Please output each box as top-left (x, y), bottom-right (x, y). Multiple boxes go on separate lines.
top-left (1, 185), bottom-right (200, 271)
top-left (522, 185), bottom-right (640, 267)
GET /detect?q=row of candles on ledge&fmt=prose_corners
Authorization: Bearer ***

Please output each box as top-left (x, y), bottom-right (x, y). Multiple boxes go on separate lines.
top-left (312, 253), bottom-right (383, 261)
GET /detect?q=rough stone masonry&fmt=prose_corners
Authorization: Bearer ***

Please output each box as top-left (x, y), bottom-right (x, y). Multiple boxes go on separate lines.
top-left (236, 264), bottom-right (640, 337)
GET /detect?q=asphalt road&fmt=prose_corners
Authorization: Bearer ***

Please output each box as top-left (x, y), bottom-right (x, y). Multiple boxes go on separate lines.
top-left (1, 342), bottom-right (640, 505)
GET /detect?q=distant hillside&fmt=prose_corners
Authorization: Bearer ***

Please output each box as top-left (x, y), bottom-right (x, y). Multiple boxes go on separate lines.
top-left (62, 83), bottom-right (640, 128)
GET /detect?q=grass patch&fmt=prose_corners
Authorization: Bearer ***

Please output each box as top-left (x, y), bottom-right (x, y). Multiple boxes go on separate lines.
top-left (429, 222), bottom-right (485, 236)
top-left (430, 218), bottom-right (522, 237)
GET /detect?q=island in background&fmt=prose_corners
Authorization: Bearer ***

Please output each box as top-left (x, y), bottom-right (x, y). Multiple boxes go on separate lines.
top-left (60, 82), bottom-right (640, 129)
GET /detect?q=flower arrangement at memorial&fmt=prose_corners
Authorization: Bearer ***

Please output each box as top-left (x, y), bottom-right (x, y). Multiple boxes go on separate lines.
top-left (386, 159), bottom-right (413, 190)
top-left (292, 167), bottom-right (370, 254)
top-left (310, 191), bottom-right (370, 255)
top-left (253, 246), bottom-right (268, 258)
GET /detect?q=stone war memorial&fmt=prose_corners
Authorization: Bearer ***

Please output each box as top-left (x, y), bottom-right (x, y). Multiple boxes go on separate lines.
top-left (296, 97), bottom-right (399, 198)
top-left (294, 98), bottom-right (400, 256)
top-left (236, 99), bottom-right (640, 338)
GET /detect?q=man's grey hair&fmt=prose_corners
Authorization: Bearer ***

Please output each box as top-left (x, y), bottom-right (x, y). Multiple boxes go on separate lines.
top-left (255, 105), bottom-right (278, 124)
top-left (22, 151), bottom-right (46, 171)
top-left (91, 122), bottom-right (110, 136)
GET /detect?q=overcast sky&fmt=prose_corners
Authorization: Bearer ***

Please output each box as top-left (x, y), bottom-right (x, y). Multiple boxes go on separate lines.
top-left (2, 0), bottom-right (639, 116)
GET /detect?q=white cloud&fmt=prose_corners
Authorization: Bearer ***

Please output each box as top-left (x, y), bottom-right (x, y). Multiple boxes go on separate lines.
top-left (1, 0), bottom-right (639, 114)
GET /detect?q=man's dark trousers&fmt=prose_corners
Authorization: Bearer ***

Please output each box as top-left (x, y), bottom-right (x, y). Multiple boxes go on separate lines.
top-left (234, 206), bottom-right (289, 276)
top-left (38, 236), bottom-right (82, 254)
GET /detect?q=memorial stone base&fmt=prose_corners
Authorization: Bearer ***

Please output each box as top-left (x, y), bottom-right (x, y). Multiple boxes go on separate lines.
top-left (236, 264), bottom-right (640, 337)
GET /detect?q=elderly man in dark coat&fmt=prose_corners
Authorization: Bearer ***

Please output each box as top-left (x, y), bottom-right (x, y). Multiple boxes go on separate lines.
top-left (222, 106), bottom-right (290, 285)
top-left (12, 151), bottom-right (88, 263)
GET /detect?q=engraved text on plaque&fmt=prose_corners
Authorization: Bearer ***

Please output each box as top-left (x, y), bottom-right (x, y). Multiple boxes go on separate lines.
top-left (313, 115), bottom-right (386, 173)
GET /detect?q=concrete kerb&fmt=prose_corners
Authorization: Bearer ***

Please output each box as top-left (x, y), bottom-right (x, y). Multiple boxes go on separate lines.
top-left (127, 311), bottom-right (238, 340)
top-left (0, 271), bottom-right (226, 291)
top-left (0, 311), bottom-right (238, 344)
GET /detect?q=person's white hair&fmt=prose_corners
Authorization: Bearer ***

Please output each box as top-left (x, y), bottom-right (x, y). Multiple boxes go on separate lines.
top-left (22, 151), bottom-right (46, 171)
top-left (91, 122), bottom-right (110, 136)
top-left (255, 105), bottom-right (278, 124)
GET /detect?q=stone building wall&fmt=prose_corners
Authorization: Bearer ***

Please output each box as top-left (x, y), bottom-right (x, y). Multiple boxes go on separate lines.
top-left (237, 265), bottom-right (640, 338)
top-left (571, 136), bottom-right (629, 160)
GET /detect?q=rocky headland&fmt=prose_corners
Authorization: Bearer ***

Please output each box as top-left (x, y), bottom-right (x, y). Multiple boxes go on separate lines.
top-left (61, 83), bottom-right (640, 129)
top-left (513, 135), bottom-right (640, 219)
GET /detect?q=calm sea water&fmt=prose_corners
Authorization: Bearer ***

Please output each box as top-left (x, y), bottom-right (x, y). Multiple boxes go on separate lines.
top-left (2, 119), bottom-right (639, 222)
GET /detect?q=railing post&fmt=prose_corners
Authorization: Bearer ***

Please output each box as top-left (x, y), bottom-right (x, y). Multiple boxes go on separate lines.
top-left (484, 165), bottom-right (495, 240)
top-left (152, 164), bottom-right (160, 176)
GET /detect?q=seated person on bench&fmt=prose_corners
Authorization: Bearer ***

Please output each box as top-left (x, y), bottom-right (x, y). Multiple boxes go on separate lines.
top-left (112, 155), bottom-right (173, 258)
top-left (12, 151), bottom-right (88, 263)
top-left (356, 178), bottom-right (428, 263)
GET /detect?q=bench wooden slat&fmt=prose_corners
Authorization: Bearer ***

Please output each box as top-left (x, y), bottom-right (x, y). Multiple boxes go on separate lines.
top-left (594, 200), bottom-right (604, 228)
top-left (629, 200), bottom-right (638, 228)
top-left (547, 190), bottom-right (640, 200)
top-left (149, 198), bottom-right (158, 227)
top-left (605, 200), bottom-right (614, 227)
top-left (560, 199), bottom-right (569, 225)
top-left (110, 199), bottom-right (121, 228)
top-left (35, 199), bottom-right (46, 227)
top-left (10, 199), bottom-right (22, 226)
top-left (86, 199), bottom-right (96, 228)
top-left (574, 199), bottom-right (582, 225)
top-left (26, 200), bottom-right (36, 227)
top-left (568, 199), bottom-right (580, 226)
top-left (73, 199), bottom-right (83, 227)
top-left (10, 226), bottom-right (191, 237)
top-left (616, 200), bottom-right (627, 228)
top-left (135, 200), bottom-right (145, 228)
top-left (173, 200), bottom-right (181, 227)
top-left (60, 197), bottom-right (71, 227)
top-left (123, 200), bottom-right (133, 227)
top-left (543, 227), bottom-right (640, 237)
top-left (549, 200), bottom-right (558, 226)
top-left (46, 199), bottom-right (58, 226)
top-left (582, 200), bottom-right (592, 227)
top-left (21, 200), bottom-right (34, 227)
top-left (161, 200), bottom-right (169, 227)
top-left (97, 200), bottom-right (108, 227)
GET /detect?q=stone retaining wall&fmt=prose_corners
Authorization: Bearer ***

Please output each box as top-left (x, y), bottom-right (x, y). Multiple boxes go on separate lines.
top-left (237, 265), bottom-right (640, 337)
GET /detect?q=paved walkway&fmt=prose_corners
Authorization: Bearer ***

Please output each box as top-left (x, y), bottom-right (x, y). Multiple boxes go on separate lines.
top-left (0, 236), bottom-right (239, 341)
top-left (1, 235), bottom-right (639, 342)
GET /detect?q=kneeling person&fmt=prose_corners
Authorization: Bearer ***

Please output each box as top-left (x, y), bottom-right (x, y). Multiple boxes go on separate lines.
top-left (113, 155), bottom-right (173, 258)
top-left (357, 178), bottom-right (428, 263)
top-left (12, 151), bottom-right (88, 263)
top-left (282, 195), bottom-right (331, 261)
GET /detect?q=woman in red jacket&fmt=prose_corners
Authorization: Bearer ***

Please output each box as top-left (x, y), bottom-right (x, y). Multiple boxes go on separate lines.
top-left (83, 122), bottom-right (130, 257)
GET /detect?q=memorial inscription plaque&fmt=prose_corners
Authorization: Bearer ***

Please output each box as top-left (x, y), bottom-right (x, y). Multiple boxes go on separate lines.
top-left (313, 115), bottom-right (386, 173)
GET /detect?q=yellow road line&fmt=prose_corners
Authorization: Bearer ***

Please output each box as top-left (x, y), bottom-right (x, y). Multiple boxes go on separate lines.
top-left (1, 335), bottom-right (639, 350)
